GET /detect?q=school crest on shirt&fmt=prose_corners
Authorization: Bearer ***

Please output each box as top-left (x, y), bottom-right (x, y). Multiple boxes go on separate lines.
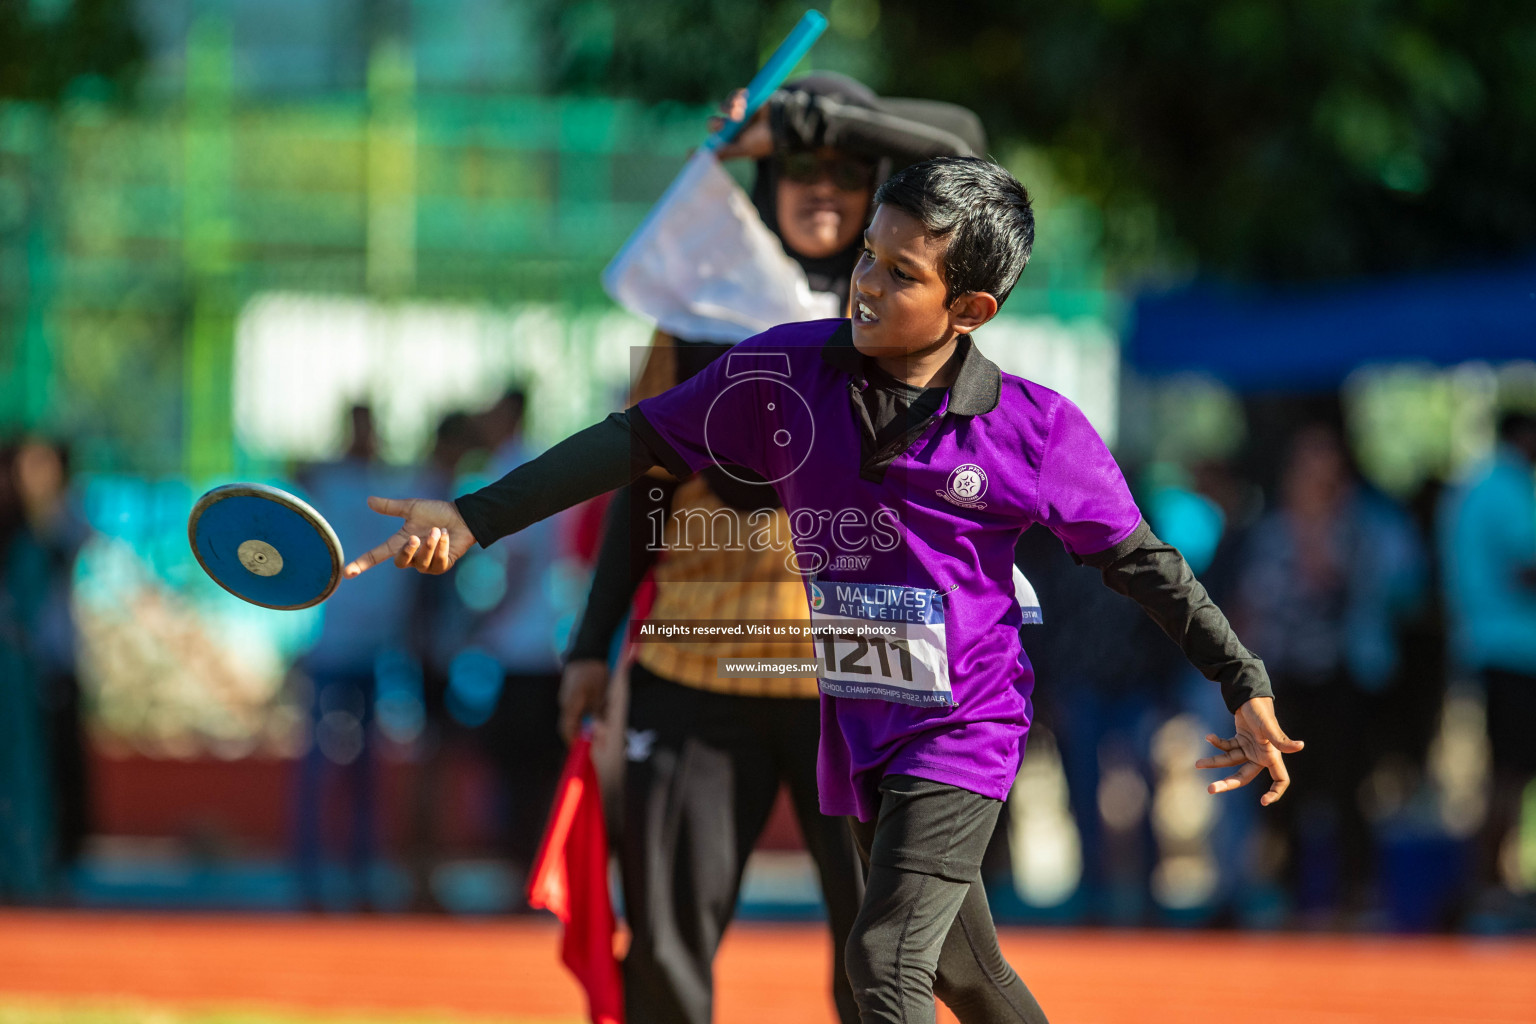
top-left (939, 464), bottom-right (989, 510)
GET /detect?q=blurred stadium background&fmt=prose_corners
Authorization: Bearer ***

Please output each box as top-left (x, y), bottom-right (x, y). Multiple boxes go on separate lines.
top-left (3, 1), bottom-right (1536, 1022)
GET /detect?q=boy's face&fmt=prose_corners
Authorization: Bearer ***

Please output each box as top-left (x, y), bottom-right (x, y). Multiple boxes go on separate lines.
top-left (850, 204), bottom-right (994, 361)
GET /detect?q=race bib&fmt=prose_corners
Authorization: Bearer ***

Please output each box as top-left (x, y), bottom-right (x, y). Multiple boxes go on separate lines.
top-left (808, 578), bottom-right (954, 707)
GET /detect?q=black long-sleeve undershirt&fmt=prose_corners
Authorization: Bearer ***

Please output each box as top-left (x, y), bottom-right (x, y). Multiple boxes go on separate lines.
top-left (1081, 519), bottom-right (1273, 713)
top-left (453, 412), bottom-right (659, 548)
top-left (455, 408), bottom-right (1273, 712)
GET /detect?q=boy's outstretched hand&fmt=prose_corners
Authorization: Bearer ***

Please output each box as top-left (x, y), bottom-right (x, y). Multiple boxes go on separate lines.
top-left (342, 497), bottom-right (476, 578)
top-left (1196, 696), bottom-right (1303, 806)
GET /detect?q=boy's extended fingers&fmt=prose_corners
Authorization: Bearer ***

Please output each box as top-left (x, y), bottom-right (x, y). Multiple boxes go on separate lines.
top-left (1208, 761), bottom-right (1261, 795)
top-left (344, 533), bottom-right (403, 578)
top-left (393, 533), bottom-right (422, 568)
top-left (1248, 700), bottom-right (1305, 753)
top-left (408, 528), bottom-right (440, 571)
top-left (1259, 716), bottom-right (1304, 752)
top-left (1267, 728), bottom-right (1304, 754)
top-left (1196, 748), bottom-right (1247, 770)
top-left (412, 528), bottom-right (436, 571)
top-left (429, 528), bottom-right (453, 574)
top-left (1259, 752), bottom-right (1291, 806)
top-left (366, 496), bottom-right (413, 518)
top-left (1195, 733), bottom-right (1243, 768)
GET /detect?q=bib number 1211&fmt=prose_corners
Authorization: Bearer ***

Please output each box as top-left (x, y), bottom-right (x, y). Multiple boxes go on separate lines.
top-left (808, 579), bottom-right (954, 707)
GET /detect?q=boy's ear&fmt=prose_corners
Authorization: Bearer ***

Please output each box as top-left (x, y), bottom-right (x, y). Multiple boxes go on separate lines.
top-left (949, 291), bottom-right (999, 335)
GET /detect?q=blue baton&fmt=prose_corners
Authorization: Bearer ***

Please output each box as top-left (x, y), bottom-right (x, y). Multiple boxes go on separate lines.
top-left (704, 10), bottom-right (829, 151)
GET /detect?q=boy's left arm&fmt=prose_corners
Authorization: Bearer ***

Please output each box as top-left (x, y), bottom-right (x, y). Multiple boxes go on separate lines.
top-left (1080, 520), bottom-right (1303, 806)
top-left (1035, 395), bottom-right (1302, 805)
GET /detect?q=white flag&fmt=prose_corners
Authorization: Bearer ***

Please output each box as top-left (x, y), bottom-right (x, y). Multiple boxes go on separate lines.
top-left (602, 151), bottom-right (840, 343)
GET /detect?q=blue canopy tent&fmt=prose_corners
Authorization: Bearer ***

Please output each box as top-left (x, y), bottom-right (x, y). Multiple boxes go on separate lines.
top-left (1127, 256), bottom-right (1536, 391)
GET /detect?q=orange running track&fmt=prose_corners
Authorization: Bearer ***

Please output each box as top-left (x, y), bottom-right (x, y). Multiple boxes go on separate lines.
top-left (1, 912), bottom-right (1534, 1024)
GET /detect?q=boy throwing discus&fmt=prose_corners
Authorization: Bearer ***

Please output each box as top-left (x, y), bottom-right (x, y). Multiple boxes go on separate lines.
top-left (347, 157), bottom-right (1301, 1024)
top-left (567, 74), bottom-right (985, 1024)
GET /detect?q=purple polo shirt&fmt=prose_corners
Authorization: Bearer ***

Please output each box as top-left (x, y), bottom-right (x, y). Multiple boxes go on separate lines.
top-left (632, 318), bottom-right (1141, 820)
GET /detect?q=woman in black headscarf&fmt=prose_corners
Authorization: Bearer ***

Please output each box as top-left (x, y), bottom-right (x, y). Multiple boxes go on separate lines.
top-left (744, 73), bottom-right (986, 309)
top-left (559, 77), bottom-right (985, 1024)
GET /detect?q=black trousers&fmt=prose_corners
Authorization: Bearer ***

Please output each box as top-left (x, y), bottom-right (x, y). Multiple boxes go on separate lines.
top-left (622, 663), bottom-right (865, 1024)
top-left (846, 775), bottom-right (1048, 1024)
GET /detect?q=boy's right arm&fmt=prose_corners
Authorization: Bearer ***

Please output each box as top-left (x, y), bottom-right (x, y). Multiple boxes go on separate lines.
top-left (349, 326), bottom-right (772, 579)
top-left (344, 411), bottom-right (661, 578)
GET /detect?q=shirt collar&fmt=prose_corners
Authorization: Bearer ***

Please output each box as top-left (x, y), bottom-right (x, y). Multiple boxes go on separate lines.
top-left (819, 319), bottom-right (1001, 416)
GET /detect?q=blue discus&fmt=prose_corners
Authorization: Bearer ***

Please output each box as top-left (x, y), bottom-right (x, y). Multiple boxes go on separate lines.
top-left (188, 483), bottom-right (344, 610)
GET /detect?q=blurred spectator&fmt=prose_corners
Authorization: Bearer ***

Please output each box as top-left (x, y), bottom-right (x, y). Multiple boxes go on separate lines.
top-left (404, 410), bottom-right (482, 912)
top-left (477, 389), bottom-right (525, 458)
top-left (1, 441), bottom-right (58, 902)
top-left (1143, 460), bottom-right (1270, 923)
top-left (1393, 478), bottom-right (1450, 781)
top-left (13, 439), bottom-right (91, 878)
top-left (1238, 425), bottom-right (1425, 920)
top-left (1017, 520), bottom-right (1181, 924)
top-left (292, 404), bottom-right (417, 911)
top-left (1181, 458), bottom-right (1272, 920)
top-left (1187, 459), bottom-right (1266, 595)
top-left (465, 389), bottom-right (573, 901)
top-left (1438, 411), bottom-right (1536, 910)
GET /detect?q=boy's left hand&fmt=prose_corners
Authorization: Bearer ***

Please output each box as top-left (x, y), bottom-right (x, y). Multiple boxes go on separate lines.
top-left (1196, 696), bottom-right (1304, 806)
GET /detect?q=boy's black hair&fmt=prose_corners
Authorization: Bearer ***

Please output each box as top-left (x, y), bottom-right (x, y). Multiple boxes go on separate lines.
top-left (872, 156), bottom-right (1034, 307)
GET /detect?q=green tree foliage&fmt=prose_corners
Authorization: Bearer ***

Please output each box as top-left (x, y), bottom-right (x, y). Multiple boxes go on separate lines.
top-left (589, 0), bottom-right (1536, 281)
top-left (0, 0), bottom-right (144, 103)
top-left (550, 0), bottom-right (798, 102)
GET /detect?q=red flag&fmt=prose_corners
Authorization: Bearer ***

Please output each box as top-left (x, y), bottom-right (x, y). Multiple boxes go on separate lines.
top-left (527, 734), bottom-right (624, 1024)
